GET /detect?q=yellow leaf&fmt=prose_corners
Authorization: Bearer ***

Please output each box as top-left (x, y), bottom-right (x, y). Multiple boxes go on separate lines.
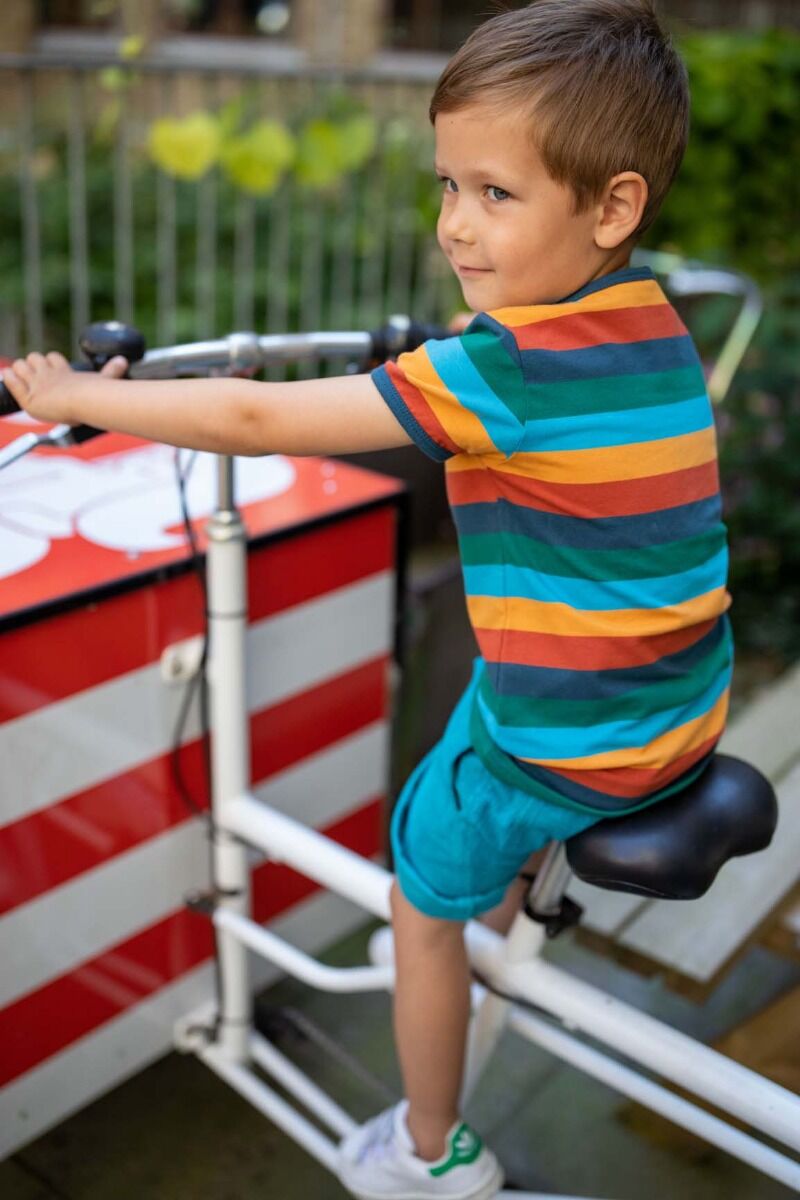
top-left (120, 34), bottom-right (145, 61)
top-left (220, 119), bottom-right (295, 195)
top-left (147, 113), bottom-right (221, 181)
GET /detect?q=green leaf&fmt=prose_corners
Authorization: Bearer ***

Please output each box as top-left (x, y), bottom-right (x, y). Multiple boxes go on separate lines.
top-left (99, 66), bottom-right (128, 93)
top-left (294, 118), bottom-right (347, 189)
top-left (293, 114), bottom-right (377, 189)
top-left (337, 113), bottom-right (377, 170)
top-left (218, 95), bottom-right (247, 139)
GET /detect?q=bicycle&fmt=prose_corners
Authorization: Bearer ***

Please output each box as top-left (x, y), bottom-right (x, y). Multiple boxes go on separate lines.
top-left (1, 261), bottom-right (798, 1198)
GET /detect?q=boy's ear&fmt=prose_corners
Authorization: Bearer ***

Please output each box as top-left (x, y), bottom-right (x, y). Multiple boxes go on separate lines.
top-left (594, 172), bottom-right (649, 249)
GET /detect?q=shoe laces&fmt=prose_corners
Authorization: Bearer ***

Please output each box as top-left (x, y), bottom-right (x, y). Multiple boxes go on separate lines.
top-left (356, 1106), bottom-right (402, 1165)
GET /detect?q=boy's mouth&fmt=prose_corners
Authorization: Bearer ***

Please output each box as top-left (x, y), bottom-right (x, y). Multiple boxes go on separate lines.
top-left (455, 263), bottom-right (492, 276)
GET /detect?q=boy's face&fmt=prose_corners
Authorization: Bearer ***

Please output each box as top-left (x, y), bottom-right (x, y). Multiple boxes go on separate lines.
top-left (434, 103), bottom-right (611, 311)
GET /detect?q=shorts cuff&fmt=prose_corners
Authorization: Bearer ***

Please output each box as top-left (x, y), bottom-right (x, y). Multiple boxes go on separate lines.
top-left (393, 857), bottom-right (508, 922)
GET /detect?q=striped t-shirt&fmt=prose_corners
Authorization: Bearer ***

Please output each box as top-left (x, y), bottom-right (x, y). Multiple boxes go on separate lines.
top-left (371, 265), bottom-right (734, 816)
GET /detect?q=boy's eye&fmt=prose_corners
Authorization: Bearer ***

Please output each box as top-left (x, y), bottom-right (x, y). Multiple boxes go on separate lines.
top-left (486, 185), bottom-right (510, 202)
top-left (438, 175), bottom-right (458, 193)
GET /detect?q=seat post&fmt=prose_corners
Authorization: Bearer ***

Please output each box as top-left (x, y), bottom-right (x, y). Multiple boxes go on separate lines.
top-left (494, 843), bottom-right (575, 969)
top-left (526, 843), bottom-right (572, 919)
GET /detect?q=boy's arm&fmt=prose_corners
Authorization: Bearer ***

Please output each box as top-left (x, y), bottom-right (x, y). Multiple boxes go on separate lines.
top-left (1, 352), bottom-right (413, 456)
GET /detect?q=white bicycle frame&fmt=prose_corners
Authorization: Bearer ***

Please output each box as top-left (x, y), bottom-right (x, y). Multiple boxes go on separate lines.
top-left (170, 447), bottom-right (800, 1198)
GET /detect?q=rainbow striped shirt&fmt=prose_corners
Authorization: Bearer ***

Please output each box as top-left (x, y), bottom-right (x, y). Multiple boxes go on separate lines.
top-left (372, 265), bottom-right (733, 815)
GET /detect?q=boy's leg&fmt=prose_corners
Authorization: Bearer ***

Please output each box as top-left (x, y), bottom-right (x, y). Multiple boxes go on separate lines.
top-left (390, 879), bottom-right (471, 1161)
top-left (389, 845), bottom-right (547, 1159)
top-left (478, 847), bottom-right (547, 935)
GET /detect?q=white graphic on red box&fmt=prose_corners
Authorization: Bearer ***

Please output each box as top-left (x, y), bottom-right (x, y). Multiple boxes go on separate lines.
top-left (0, 445), bottom-right (295, 580)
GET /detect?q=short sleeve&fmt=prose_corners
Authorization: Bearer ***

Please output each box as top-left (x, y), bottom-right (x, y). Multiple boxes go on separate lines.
top-left (370, 313), bottom-right (527, 461)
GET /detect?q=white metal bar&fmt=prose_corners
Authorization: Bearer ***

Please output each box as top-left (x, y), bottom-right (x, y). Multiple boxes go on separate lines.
top-left (526, 845), bottom-right (571, 920)
top-left (463, 923), bottom-right (800, 1154)
top-left (216, 810), bottom-right (800, 1155)
top-left (225, 792), bottom-right (392, 921)
top-left (506, 1003), bottom-right (800, 1194)
top-left (462, 905), bottom-right (548, 1102)
top-left (214, 907), bottom-right (394, 993)
top-left (249, 1032), bottom-right (358, 1139)
top-left (205, 1034), bottom-right (592, 1199)
top-left (206, 500), bottom-right (252, 1061)
top-left (199, 1044), bottom-right (339, 1172)
top-left (373, 924), bottom-right (800, 1190)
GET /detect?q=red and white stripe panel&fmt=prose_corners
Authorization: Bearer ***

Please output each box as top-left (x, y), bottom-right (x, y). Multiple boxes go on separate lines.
top-left (0, 505), bottom-right (398, 1158)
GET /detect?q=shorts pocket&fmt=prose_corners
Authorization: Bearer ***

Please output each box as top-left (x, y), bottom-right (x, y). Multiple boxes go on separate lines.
top-left (451, 748), bottom-right (496, 827)
top-left (450, 748), bottom-right (473, 814)
top-left (455, 752), bottom-right (553, 855)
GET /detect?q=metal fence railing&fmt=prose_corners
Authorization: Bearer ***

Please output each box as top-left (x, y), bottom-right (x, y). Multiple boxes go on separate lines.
top-left (0, 51), bottom-right (456, 367)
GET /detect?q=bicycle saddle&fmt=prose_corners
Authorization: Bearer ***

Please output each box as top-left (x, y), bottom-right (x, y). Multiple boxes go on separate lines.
top-left (565, 754), bottom-right (778, 900)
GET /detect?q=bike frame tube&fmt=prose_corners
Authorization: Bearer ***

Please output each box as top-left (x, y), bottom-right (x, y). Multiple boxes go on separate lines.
top-left (205, 457), bottom-right (252, 1062)
top-left (218, 794), bottom-right (800, 1161)
top-left (370, 928), bottom-right (800, 1192)
top-left (201, 805), bottom-right (800, 1191)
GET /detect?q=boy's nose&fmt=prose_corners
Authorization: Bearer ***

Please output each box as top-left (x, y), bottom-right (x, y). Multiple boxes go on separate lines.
top-left (439, 202), bottom-right (476, 245)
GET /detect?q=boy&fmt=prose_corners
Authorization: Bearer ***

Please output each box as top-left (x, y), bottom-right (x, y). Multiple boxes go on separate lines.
top-left (3, 1), bottom-right (733, 1197)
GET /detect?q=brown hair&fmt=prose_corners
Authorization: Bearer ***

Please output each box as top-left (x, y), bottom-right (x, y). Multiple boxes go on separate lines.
top-left (429, 0), bottom-right (689, 237)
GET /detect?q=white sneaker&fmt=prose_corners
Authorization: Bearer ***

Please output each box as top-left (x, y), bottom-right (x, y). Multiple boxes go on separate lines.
top-left (337, 1101), bottom-right (504, 1199)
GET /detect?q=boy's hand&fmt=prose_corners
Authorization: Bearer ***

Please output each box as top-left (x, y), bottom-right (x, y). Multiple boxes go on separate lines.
top-left (1, 352), bottom-right (128, 424)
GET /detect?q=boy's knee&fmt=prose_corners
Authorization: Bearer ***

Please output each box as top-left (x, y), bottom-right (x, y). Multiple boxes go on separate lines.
top-left (390, 878), bottom-right (421, 924)
top-left (390, 879), bottom-right (464, 939)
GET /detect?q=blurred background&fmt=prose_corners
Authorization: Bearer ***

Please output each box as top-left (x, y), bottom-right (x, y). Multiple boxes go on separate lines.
top-left (1, 0), bottom-right (798, 764)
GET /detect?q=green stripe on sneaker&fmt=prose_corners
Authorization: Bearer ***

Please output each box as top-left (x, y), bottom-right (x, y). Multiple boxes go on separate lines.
top-left (429, 1123), bottom-right (483, 1177)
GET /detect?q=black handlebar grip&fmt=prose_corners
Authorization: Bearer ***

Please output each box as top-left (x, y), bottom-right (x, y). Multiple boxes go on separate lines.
top-left (403, 320), bottom-right (452, 350)
top-left (73, 323), bottom-right (145, 443)
top-left (0, 323), bottom-right (145, 442)
top-left (79, 321), bottom-right (146, 369)
top-left (0, 377), bottom-right (20, 415)
top-left (369, 316), bottom-right (451, 362)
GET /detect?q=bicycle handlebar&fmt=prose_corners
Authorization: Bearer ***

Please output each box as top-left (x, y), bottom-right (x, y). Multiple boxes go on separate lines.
top-left (634, 252), bottom-right (764, 404)
top-left (0, 316), bottom-right (449, 417)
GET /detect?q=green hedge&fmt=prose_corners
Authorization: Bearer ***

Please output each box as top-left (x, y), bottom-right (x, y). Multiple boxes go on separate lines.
top-left (653, 30), bottom-right (800, 280)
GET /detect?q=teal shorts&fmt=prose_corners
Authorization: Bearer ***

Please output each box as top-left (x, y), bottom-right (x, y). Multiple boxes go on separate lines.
top-left (391, 659), bottom-right (600, 920)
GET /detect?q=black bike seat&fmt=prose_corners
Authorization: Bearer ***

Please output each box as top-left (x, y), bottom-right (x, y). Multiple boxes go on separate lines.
top-left (565, 755), bottom-right (778, 900)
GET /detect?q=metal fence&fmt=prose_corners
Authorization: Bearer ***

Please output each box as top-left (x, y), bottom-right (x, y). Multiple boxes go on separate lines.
top-left (0, 51), bottom-right (454, 365)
